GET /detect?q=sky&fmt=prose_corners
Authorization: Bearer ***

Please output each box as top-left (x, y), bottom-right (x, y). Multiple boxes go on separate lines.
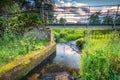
top-left (53, 0), bottom-right (120, 23)
top-left (26, 0), bottom-right (120, 23)
top-left (54, 0), bottom-right (120, 7)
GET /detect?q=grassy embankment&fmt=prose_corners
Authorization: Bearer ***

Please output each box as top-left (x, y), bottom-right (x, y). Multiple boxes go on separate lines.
top-left (80, 30), bottom-right (120, 80)
top-left (0, 37), bottom-right (50, 67)
top-left (0, 13), bottom-right (50, 68)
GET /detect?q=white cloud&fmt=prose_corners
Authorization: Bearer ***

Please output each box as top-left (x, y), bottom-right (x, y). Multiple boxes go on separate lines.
top-left (101, 6), bottom-right (118, 13)
top-left (57, 0), bottom-right (64, 4)
top-left (56, 0), bottom-right (88, 7)
top-left (66, 0), bottom-right (72, 2)
top-left (54, 1), bottom-right (90, 23)
top-left (54, 1), bottom-right (118, 23)
top-left (72, 1), bottom-right (88, 7)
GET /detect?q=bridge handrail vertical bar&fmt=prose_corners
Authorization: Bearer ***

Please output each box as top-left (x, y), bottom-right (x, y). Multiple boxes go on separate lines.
top-left (87, 6), bottom-right (90, 28)
top-left (114, 4), bottom-right (119, 28)
top-left (64, 5), bottom-right (66, 27)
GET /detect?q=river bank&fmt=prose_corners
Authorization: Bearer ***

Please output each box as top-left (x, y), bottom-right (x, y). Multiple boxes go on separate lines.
top-left (0, 42), bottom-right (56, 80)
top-left (20, 41), bottom-right (81, 80)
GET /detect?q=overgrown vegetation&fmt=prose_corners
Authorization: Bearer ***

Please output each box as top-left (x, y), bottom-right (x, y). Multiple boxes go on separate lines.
top-left (0, 1), bottom-right (50, 67)
top-left (0, 13), bottom-right (50, 67)
top-left (52, 28), bottom-right (85, 42)
top-left (0, 36), bottom-right (50, 67)
top-left (80, 30), bottom-right (120, 80)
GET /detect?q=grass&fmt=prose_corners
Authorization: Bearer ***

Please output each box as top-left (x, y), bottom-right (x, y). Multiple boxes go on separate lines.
top-left (52, 28), bottom-right (120, 79)
top-left (52, 28), bottom-right (85, 42)
top-left (80, 30), bottom-right (120, 80)
top-left (0, 35), bottom-right (50, 67)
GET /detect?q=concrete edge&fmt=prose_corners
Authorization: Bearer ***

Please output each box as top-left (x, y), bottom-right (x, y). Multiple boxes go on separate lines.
top-left (0, 42), bottom-right (56, 80)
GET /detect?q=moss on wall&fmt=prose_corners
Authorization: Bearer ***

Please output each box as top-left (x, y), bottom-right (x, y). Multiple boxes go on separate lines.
top-left (0, 42), bottom-right (56, 80)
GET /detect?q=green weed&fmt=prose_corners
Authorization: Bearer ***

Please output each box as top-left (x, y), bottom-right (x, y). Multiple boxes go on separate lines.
top-left (80, 31), bottom-right (120, 80)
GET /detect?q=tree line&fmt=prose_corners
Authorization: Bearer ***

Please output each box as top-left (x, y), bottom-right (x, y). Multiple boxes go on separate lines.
top-left (57, 12), bottom-right (120, 25)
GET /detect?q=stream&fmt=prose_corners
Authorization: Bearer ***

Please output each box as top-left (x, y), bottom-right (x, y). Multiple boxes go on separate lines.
top-left (21, 41), bottom-right (81, 80)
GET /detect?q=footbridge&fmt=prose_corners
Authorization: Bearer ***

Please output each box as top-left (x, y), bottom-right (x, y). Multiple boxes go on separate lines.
top-left (46, 24), bottom-right (120, 28)
top-left (46, 4), bottom-right (120, 28)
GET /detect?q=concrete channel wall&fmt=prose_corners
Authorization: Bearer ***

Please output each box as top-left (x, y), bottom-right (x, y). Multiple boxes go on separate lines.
top-left (0, 42), bottom-right (56, 80)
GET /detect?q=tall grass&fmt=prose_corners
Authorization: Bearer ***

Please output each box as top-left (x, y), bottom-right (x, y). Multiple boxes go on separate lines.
top-left (0, 12), bottom-right (49, 67)
top-left (0, 33), bottom-right (50, 67)
top-left (80, 31), bottom-right (120, 80)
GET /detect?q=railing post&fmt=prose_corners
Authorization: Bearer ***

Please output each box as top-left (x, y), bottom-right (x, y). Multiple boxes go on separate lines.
top-left (87, 6), bottom-right (90, 28)
top-left (114, 4), bottom-right (119, 28)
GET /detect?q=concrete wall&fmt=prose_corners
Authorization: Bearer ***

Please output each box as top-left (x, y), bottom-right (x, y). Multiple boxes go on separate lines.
top-left (24, 27), bottom-right (52, 41)
top-left (0, 42), bottom-right (56, 80)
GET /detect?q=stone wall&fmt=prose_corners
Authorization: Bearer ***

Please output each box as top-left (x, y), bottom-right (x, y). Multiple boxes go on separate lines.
top-left (24, 27), bottom-right (52, 41)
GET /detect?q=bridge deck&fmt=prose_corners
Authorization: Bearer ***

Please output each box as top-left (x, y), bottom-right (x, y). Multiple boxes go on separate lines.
top-left (46, 24), bottom-right (120, 28)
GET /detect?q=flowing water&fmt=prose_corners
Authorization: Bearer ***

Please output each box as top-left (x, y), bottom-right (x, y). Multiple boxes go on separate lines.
top-left (21, 41), bottom-right (81, 80)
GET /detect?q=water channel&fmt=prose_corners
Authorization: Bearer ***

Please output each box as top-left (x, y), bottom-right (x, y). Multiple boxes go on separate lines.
top-left (21, 41), bottom-right (81, 80)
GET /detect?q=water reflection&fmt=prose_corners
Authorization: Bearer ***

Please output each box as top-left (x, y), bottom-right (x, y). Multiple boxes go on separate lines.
top-left (53, 42), bottom-right (80, 69)
top-left (21, 41), bottom-right (81, 80)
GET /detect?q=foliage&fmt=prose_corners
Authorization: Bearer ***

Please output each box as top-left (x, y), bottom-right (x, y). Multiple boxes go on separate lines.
top-left (0, 0), bottom-right (49, 68)
top-left (76, 38), bottom-right (85, 48)
top-left (0, 0), bottom-right (21, 14)
top-left (26, 13), bottom-right (41, 26)
top-left (34, 0), bottom-right (54, 24)
top-left (80, 31), bottom-right (120, 80)
top-left (59, 18), bottom-right (67, 24)
top-left (0, 34), bottom-right (50, 67)
top-left (115, 16), bottom-right (120, 24)
top-left (52, 28), bottom-right (84, 42)
top-left (89, 12), bottom-right (101, 24)
top-left (76, 22), bottom-right (81, 24)
top-left (103, 16), bottom-right (113, 24)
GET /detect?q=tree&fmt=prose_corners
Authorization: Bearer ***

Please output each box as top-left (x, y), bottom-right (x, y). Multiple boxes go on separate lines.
top-left (89, 12), bottom-right (101, 24)
top-left (59, 18), bottom-right (66, 24)
top-left (103, 16), bottom-right (113, 24)
top-left (34, 0), bottom-right (54, 24)
top-left (0, 0), bottom-right (22, 13)
top-left (115, 16), bottom-right (120, 24)
top-left (76, 21), bottom-right (81, 24)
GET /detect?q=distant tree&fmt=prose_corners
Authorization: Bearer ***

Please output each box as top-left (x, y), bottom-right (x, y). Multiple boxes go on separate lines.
top-left (103, 16), bottom-right (113, 24)
top-left (59, 18), bottom-right (66, 24)
top-left (76, 21), bottom-right (81, 24)
top-left (115, 16), bottom-right (120, 24)
top-left (89, 12), bottom-right (101, 24)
